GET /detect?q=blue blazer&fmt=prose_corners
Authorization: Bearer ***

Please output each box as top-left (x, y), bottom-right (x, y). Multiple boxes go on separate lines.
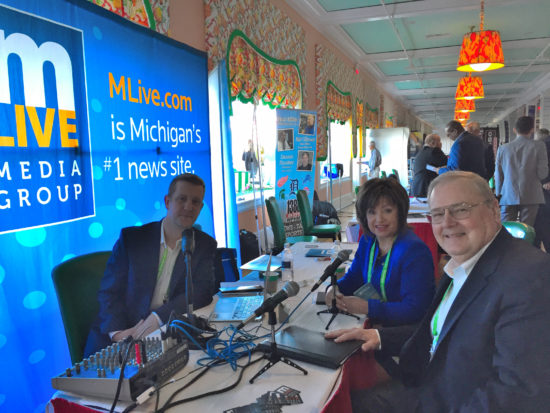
top-left (379, 229), bottom-right (550, 412)
top-left (84, 221), bottom-right (217, 355)
top-left (337, 228), bottom-right (434, 326)
top-left (439, 131), bottom-right (486, 178)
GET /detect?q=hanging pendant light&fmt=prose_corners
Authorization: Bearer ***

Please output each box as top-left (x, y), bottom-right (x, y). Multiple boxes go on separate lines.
top-left (455, 99), bottom-right (476, 113)
top-left (455, 111), bottom-right (470, 122)
top-left (455, 73), bottom-right (484, 100)
top-left (457, 0), bottom-right (504, 72)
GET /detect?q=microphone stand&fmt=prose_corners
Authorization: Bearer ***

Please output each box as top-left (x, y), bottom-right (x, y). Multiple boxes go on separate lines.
top-left (317, 272), bottom-right (359, 330)
top-left (184, 251), bottom-right (193, 316)
top-left (249, 309), bottom-right (307, 384)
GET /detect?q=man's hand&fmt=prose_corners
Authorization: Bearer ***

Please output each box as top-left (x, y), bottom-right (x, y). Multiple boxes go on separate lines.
top-left (112, 319), bottom-right (144, 342)
top-left (543, 182), bottom-right (550, 191)
top-left (325, 328), bottom-right (380, 352)
top-left (133, 313), bottom-right (160, 339)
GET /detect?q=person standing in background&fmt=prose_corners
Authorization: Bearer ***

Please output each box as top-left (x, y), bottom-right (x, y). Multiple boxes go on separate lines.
top-left (242, 139), bottom-right (259, 180)
top-left (412, 134), bottom-right (448, 197)
top-left (466, 121), bottom-right (495, 181)
top-left (435, 120), bottom-right (486, 178)
top-left (368, 141), bottom-right (382, 179)
top-left (495, 116), bottom-right (548, 226)
top-left (534, 128), bottom-right (550, 251)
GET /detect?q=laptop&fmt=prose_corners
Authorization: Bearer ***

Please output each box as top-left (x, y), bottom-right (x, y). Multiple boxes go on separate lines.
top-left (209, 294), bottom-right (264, 322)
top-left (256, 325), bottom-right (362, 369)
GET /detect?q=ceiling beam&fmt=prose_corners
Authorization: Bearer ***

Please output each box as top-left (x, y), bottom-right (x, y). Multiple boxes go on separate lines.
top-left (383, 64), bottom-right (550, 83)
top-left (319, 0), bottom-right (519, 25)
top-left (396, 83), bottom-right (524, 96)
top-left (362, 38), bottom-right (550, 63)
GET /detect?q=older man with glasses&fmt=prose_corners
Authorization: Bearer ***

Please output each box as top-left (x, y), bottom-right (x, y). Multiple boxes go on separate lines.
top-left (326, 171), bottom-right (550, 413)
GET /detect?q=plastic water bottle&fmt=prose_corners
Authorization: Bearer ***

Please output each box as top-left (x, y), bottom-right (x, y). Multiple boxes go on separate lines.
top-left (281, 243), bottom-right (294, 282)
top-left (333, 240), bottom-right (345, 275)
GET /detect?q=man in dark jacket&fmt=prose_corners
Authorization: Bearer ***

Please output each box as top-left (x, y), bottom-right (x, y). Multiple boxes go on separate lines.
top-left (411, 133), bottom-right (447, 197)
top-left (466, 121), bottom-right (495, 181)
top-left (326, 171), bottom-right (550, 412)
top-left (84, 173), bottom-right (217, 355)
top-left (436, 120), bottom-right (486, 178)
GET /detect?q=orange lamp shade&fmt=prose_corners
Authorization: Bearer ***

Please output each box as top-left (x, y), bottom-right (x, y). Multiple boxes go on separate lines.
top-left (455, 100), bottom-right (476, 113)
top-left (455, 111), bottom-right (470, 121)
top-left (457, 30), bottom-right (504, 72)
top-left (455, 75), bottom-right (484, 100)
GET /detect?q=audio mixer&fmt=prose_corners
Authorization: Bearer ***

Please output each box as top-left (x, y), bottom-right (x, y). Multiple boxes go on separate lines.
top-left (52, 336), bottom-right (189, 402)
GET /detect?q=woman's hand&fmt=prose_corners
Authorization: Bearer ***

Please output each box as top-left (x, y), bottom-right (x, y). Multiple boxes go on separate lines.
top-left (337, 295), bottom-right (368, 315)
top-left (325, 286), bottom-right (368, 314)
top-left (325, 328), bottom-right (381, 352)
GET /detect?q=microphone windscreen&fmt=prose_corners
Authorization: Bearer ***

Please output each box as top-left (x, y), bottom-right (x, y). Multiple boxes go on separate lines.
top-left (337, 249), bottom-right (351, 262)
top-left (282, 280), bottom-right (300, 297)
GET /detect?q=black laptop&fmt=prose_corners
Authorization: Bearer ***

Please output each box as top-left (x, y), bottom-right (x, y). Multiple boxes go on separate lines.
top-left (256, 325), bottom-right (362, 369)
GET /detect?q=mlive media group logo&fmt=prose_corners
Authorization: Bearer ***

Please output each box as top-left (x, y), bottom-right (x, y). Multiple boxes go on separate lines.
top-left (0, 5), bottom-right (94, 234)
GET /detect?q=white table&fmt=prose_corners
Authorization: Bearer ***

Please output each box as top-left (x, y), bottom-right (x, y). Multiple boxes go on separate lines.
top-left (49, 242), bottom-right (360, 413)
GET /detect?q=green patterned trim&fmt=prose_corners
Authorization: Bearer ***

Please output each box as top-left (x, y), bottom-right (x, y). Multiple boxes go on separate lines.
top-left (226, 29), bottom-right (303, 114)
top-left (143, 0), bottom-right (155, 31)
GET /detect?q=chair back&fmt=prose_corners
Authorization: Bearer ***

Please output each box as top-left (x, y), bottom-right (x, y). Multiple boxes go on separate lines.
top-left (266, 197), bottom-right (287, 252)
top-left (214, 248), bottom-right (240, 291)
top-left (380, 171), bottom-right (387, 178)
top-left (502, 221), bottom-right (536, 244)
top-left (391, 169), bottom-right (400, 181)
top-left (297, 189), bottom-right (314, 234)
top-left (52, 251), bottom-right (111, 363)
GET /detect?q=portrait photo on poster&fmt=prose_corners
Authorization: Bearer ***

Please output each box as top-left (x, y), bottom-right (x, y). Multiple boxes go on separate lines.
top-left (297, 150), bottom-right (313, 171)
top-left (278, 128), bottom-right (294, 151)
top-left (298, 113), bottom-right (316, 135)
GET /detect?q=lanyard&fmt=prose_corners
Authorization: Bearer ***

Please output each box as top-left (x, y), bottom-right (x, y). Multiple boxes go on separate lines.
top-left (431, 280), bottom-right (454, 351)
top-left (367, 240), bottom-right (393, 302)
top-left (157, 247), bottom-right (168, 281)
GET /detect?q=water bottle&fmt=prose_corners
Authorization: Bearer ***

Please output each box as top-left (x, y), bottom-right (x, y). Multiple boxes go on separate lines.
top-left (281, 242), bottom-right (294, 282)
top-left (333, 240), bottom-right (345, 275)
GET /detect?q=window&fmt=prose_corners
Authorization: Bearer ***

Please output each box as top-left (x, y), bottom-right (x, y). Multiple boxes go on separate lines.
top-left (320, 120), bottom-right (352, 182)
top-left (230, 101), bottom-right (276, 204)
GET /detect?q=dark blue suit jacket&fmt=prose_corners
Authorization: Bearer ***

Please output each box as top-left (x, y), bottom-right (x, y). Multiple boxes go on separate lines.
top-left (84, 221), bottom-right (217, 355)
top-left (379, 229), bottom-right (550, 412)
top-left (439, 131), bottom-right (486, 178)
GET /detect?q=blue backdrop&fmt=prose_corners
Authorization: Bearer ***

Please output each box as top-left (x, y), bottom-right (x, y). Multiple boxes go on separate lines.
top-left (0, 1), bottom-right (212, 411)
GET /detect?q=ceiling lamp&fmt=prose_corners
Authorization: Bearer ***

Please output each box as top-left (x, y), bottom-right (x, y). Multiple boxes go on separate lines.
top-left (455, 73), bottom-right (484, 100)
top-left (457, 0), bottom-right (504, 72)
top-left (455, 111), bottom-right (470, 122)
top-left (455, 99), bottom-right (476, 113)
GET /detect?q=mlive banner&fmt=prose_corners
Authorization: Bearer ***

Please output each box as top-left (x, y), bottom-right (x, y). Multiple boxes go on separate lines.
top-left (275, 108), bottom-right (317, 237)
top-left (0, 1), bottom-right (211, 411)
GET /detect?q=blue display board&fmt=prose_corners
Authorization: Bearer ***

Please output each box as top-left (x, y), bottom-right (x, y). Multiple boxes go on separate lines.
top-left (275, 108), bottom-right (317, 237)
top-left (0, 1), bottom-right (212, 411)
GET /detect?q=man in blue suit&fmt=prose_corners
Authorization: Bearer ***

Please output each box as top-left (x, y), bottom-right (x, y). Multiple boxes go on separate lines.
top-left (327, 171), bottom-right (550, 412)
top-left (84, 173), bottom-right (217, 356)
top-left (436, 120), bottom-right (486, 178)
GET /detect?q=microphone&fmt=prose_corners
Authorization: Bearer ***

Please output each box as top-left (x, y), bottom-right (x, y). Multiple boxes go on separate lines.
top-left (182, 228), bottom-right (195, 254)
top-left (236, 281), bottom-right (300, 329)
top-left (310, 249), bottom-right (351, 292)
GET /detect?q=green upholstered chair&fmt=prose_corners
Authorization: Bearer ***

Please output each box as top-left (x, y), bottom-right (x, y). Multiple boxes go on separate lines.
top-left (52, 251), bottom-right (111, 363)
top-left (266, 196), bottom-right (317, 253)
top-left (391, 169), bottom-right (400, 181)
top-left (296, 190), bottom-right (341, 241)
top-left (502, 221), bottom-right (536, 245)
top-left (380, 171), bottom-right (387, 178)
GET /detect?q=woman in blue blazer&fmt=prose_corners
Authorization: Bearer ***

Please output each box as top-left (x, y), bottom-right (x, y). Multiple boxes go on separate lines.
top-left (327, 178), bottom-right (434, 326)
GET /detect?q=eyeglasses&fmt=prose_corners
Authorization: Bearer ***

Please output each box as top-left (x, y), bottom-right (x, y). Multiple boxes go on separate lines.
top-left (427, 200), bottom-right (491, 224)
